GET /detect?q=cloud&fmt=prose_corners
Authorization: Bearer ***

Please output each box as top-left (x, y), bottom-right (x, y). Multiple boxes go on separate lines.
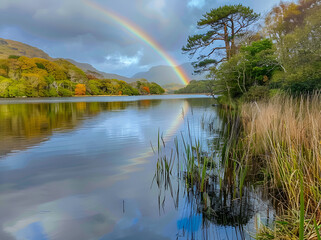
top-left (0, 0), bottom-right (280, 76)
top-left (146, 0), bottom-right (166, 16)
top-left (188, 0), bottom-right (206, 9)
top-left (105, 50), bottom-right (143, 68)
top-left (94, 50), bottom-right (154, 75)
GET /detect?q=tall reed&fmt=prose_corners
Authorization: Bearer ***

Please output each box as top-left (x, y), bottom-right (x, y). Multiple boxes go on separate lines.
top-left (240, 92), bottom-right (321, 238)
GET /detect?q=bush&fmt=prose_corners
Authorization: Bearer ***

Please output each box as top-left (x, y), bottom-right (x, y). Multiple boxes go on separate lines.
top-left (242, 85), bottom-right (269, 102)
top-left (58, 87), bottom-right (73, 97)
top-left (284, 78), bottom-right (321, 96)
top-left (48, 88), bottom-right (58, 97)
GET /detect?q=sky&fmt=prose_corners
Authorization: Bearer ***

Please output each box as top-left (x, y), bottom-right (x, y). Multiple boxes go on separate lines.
top-left (0, 0), bottom-right (280, 77)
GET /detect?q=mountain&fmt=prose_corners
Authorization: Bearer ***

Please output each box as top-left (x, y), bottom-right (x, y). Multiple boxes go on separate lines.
top-left (132, 63), bottom-right (207, 86)
top-left (0, 38), bottom-right (135, 82)
top-left (0, 38), bottom-right (52, 60)
top-left (66, 59), bottom-right (136, 82)
top-left (0, 38), bottom-right (206, 87)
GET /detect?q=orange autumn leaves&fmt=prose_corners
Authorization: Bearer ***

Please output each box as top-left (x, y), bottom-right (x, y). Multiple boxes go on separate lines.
top-left (75, 84), bottom-right (86, 95)
top-left (142, 86), bottom-right (150, 94)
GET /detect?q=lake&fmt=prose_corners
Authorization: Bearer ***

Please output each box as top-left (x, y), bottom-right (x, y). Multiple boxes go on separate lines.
top-left (0, 95), bottom-right (273, 240)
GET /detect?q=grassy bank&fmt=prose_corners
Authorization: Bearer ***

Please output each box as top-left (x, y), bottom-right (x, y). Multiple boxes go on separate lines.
top-left (238, 93), bottom-right (321, 239)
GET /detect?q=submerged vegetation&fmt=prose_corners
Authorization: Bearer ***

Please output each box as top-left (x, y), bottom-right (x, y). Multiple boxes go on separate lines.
top-left (0, 55), bottom-right (164, 97)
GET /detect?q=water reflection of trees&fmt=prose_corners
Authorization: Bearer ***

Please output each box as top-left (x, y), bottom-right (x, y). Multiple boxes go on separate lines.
top-left (0, 99), bottom-right (161, 157)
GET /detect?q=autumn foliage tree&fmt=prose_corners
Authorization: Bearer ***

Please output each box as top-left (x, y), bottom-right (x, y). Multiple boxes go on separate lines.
top-left (142, 86), bottom-right (150, 94)
top-left (75, 84), bottom-right (86, 95)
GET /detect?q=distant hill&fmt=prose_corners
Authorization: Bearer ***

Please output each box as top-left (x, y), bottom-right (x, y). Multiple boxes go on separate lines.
top-left (0, 38), bottom-right (135, 82)
top-left (132, 63), bottom-right (207, 86)
top-left (0, 38), bottom-right (207, 88)
top-left (66, 59), bottom-right (136, 82)
top-left (0, 38), bottom-right (52, 60)
top-left (0, 55), bottom-right (165, 97)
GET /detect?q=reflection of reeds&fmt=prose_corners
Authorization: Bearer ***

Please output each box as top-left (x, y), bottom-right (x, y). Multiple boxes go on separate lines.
top-left (152, 130), bottom-right (179, 212)
top-left (153, 93), bottom-right (321, 238)
top-left (153, 114), bottom-right (260, 238)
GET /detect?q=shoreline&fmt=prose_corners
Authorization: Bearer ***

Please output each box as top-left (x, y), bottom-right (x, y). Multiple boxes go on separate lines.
top-left (0, 94), bottom-right (212, 104)
top-left (0, 93), bottom-right (210, 99)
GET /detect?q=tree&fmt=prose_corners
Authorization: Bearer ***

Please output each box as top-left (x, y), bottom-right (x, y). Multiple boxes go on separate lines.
top-left (75, 84), bottom-right (86, 96)
top-left (270, 1), bottom-right (321, 95)
top-left (142, 86), bottom-right (150, 94)
top-left (213, 39), bottom-right (279, 101)
top-left (149, 82), bottom-right (165, 94)
top-left (182, 4), bottom-right (259, 72)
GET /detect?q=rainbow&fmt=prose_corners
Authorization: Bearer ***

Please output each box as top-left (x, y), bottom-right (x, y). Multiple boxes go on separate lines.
top-left (119, 100), bottom-right (189, 175)
top-left (83, 0), bottom-right (190, 85)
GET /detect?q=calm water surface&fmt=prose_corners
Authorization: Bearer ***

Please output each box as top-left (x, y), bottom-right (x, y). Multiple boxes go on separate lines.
top-left (0, 95), bottom-right (273, 240)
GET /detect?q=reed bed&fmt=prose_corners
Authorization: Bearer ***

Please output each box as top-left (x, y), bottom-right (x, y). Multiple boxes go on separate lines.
top-left (153, 93), bottom-right (321, 238)
top-left (240, 92), bottom-right (321, 239)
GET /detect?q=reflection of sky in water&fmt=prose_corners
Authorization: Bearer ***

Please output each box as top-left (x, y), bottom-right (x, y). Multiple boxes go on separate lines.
top-left (177, 214), bottom-right (202, 233)
top-left (0, 96), bottom-right (273, 240)
top-left (16, 222), bottom-right (47, 240)
top-left (0, 98), bottom-right (194, 240)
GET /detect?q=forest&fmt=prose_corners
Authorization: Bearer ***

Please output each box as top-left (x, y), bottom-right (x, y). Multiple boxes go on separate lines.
top-left (0, 56), bottom-right (164, 97)
top-left (183, 0), bottom-right (320, 104)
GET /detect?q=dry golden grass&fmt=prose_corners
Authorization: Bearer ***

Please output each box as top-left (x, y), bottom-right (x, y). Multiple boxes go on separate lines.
top-left (240, 92), bottom-right (321, 238)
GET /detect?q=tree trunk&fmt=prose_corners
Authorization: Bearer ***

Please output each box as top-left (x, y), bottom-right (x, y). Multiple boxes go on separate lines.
top-left (224, 23), bottom-right (231, 60)
top-left (231, 19), bottom-right (236, 57)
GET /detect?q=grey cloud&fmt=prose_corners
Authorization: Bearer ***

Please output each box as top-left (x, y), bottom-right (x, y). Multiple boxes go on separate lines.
top-left (0, 0), bottom-right (278, 76)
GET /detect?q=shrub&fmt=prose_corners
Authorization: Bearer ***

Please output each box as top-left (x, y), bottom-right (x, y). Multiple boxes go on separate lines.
top-left (48, 88), bottom-right (58, 97)
top-left (58, 87), bottom-right (72, 97)
top-left (242, 85), bottom-right (269, 102)
top-left (284, 78), bottom-right (321, 96)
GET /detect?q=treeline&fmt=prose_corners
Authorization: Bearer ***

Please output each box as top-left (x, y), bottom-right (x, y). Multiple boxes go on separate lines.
top-left (0, 55), bottom-right (164, 97)
top-left (130, 79), bottom-right (165, 95)
top-left (183, 0), bottom-right (321, 104)
top-left (174, 80), bottom-right (210, 94)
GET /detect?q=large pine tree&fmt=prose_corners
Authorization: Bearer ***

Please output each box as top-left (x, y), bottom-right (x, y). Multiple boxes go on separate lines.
top-left (182, 5), bottom-right (259, 73)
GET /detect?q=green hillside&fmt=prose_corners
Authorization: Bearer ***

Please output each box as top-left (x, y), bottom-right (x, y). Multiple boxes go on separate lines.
top-left (0, 55), bottom-right (164, 97)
